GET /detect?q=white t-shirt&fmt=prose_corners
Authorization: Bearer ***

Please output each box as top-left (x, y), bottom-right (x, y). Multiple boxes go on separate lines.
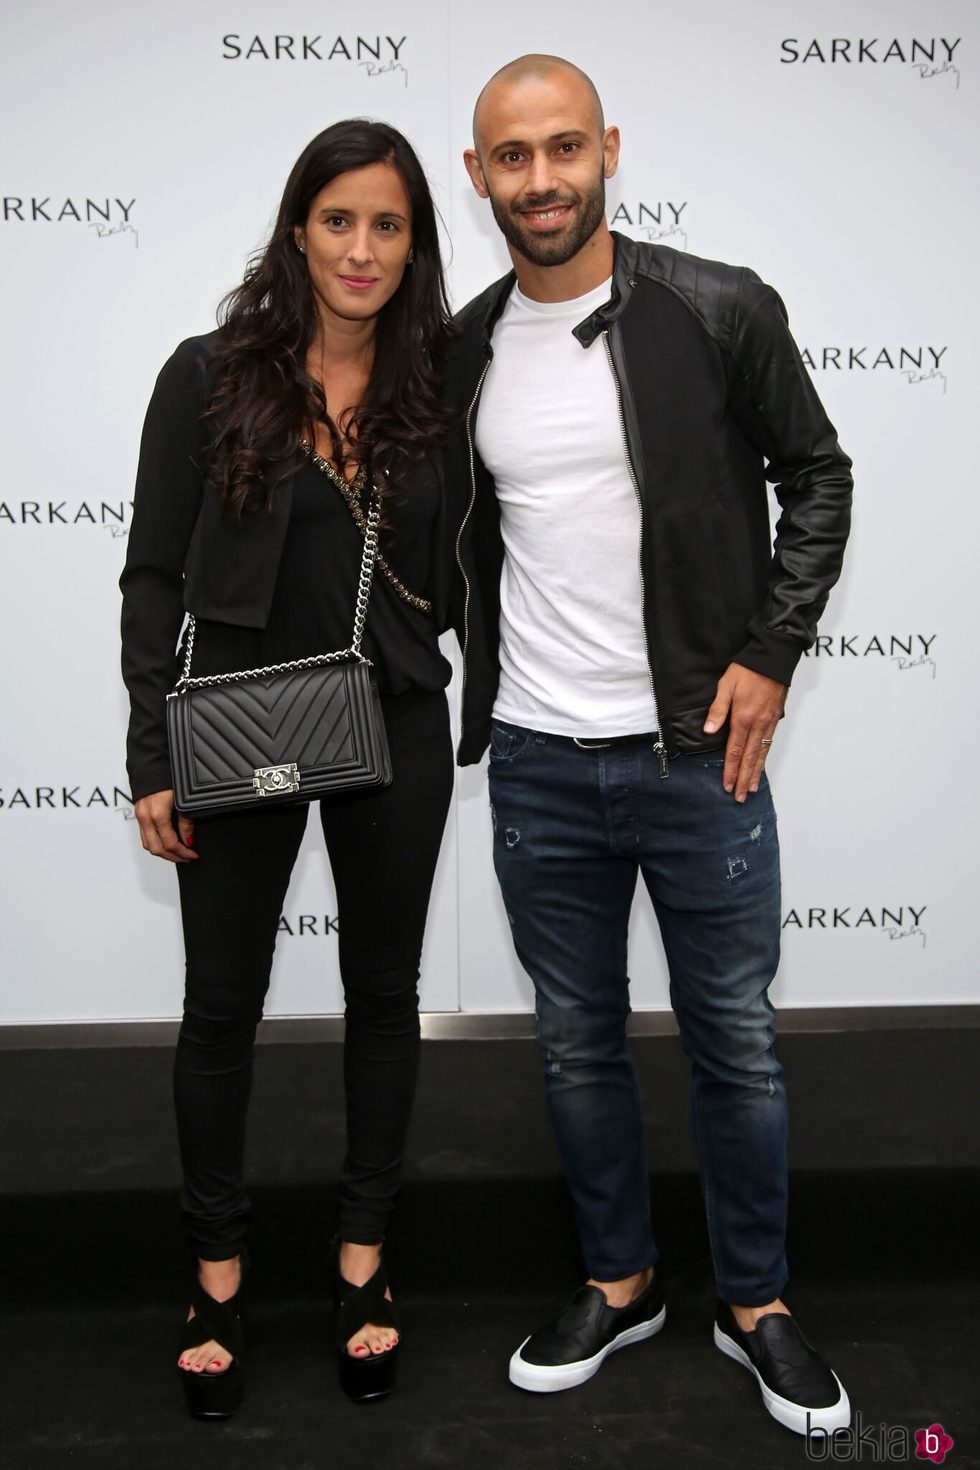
top-left (476, 278), bottom-right (657, 736)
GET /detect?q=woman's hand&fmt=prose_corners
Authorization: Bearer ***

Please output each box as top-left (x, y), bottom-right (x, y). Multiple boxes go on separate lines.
top-left (134, 789), bottom-right (197, 862)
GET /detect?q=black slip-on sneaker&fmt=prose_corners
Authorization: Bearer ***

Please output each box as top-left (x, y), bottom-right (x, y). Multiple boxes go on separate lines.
top-left (713, 1302), bottom-right (850, 1436)
top-left (508, 1273), bottom-right (665, 1393)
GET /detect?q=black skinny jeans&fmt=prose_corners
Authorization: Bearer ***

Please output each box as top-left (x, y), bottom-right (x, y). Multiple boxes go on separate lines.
top-left (173, 689), bottom-right (453, 1260)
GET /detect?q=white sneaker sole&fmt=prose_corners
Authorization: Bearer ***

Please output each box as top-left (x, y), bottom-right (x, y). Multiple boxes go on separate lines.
top-left (713, 1323), bottom-right (851, 1435)
top-left (508, 1305), bottom-right (666, 1393)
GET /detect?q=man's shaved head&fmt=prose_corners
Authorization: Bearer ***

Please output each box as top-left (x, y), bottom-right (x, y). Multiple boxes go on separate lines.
top-left (463, 53), bottom-right (619, 284)
top-left (472, 54), bottom-right (605, 152)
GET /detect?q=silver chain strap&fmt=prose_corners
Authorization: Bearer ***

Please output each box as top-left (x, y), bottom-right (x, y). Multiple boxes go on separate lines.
top-left (172, 491), bottom-right (382, 693)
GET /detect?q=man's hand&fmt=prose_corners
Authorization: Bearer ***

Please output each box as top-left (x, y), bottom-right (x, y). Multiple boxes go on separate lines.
top-left (134, 789), bottom-right (197, 862)
top-left (703, 663), bottom-right (787, 802)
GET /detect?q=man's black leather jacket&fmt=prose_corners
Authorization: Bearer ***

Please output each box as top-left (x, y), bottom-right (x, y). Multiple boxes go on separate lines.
top-left (443, 232), bottom-right (853, 768)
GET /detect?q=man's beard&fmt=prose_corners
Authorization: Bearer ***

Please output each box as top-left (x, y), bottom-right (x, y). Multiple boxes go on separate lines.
top-left (489, 169), bottom-right (606, 267)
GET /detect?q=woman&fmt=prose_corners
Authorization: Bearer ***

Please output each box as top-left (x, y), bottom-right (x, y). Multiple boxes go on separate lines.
top-left (120, 120), bottom-right (457, 1418)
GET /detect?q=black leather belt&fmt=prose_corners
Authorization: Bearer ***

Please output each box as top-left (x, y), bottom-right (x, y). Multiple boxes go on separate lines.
top-left (570, 732), bottom-right (660, 749)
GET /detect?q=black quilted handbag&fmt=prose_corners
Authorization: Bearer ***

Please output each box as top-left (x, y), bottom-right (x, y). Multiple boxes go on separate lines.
top-left (166, 491), bottom-right (391, 816)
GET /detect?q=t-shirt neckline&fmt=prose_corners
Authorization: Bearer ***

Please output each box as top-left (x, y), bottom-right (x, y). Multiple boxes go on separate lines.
top-left (511, 276), bottom-right (613, 317)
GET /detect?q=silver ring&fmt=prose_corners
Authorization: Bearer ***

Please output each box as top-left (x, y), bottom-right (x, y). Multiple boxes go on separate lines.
top-left (760, 738), bottom-right (773, 747)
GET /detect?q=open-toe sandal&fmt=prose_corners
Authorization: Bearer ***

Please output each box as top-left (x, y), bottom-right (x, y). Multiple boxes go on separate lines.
top-left (178, 1258), bottom-right (247, 1420)
top-left (333, 1240), bottom-right (400, 1403)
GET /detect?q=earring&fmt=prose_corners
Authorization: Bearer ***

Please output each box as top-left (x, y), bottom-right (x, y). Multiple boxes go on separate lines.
top-left (407, 251), bottom-right (414, 265)
top-left (296, 241), bottom-right (307, 255)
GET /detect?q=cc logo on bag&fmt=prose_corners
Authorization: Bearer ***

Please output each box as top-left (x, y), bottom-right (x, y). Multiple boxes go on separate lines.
top-left (252, 764), bottom-right (301, 796)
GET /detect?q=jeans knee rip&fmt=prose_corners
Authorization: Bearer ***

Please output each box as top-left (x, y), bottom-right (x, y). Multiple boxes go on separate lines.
top-left (726, 854), bottom-right (748, 880)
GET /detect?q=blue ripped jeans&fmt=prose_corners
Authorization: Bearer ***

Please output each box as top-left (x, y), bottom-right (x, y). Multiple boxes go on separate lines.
top-left (488, 719), bottom-right (788, 1305)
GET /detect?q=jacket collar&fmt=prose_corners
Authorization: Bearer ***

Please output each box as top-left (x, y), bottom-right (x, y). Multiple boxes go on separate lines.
top-left (475, 231), bottom-right (640, 354)
top-left (572, 231), bottom-right (639, 345)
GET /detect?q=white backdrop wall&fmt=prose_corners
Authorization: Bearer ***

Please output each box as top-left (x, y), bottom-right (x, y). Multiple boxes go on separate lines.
top-left (1, 0), bottom-right (976, 1022)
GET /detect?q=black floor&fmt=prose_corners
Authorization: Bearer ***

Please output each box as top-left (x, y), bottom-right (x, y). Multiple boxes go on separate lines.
top-left (3, 1028), bottom-right (978, 1467)
top-left (4, 1277), bottom-right (978, 1469)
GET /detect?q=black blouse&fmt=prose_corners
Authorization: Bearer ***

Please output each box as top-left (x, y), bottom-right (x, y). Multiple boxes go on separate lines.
top-left (188, 455), bottom-right (452, 693)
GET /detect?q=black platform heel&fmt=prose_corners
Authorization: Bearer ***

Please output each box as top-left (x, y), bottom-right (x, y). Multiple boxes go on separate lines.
top-left (178, 1252), bottom-right (247, 1420)
top-left (333, 1238), bottom-right (400, 1402)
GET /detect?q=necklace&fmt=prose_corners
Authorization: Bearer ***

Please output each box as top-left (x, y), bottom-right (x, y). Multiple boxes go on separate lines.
top-left (301, 442), bottom-right (432, 615)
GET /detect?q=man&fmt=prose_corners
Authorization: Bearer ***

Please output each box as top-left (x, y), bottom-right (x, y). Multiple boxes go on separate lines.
top-left (446, 55), bottom-right (853, 1437)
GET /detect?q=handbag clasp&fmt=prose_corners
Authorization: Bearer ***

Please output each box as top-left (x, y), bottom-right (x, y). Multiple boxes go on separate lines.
top-left (252, 764), bottom-right (301, 796)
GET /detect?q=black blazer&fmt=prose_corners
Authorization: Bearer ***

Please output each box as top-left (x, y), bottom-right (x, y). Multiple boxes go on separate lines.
top-left (119, 333), bottom-right (462, 801)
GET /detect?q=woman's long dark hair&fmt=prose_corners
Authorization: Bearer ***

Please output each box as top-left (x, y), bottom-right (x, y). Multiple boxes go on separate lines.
top-left (205, 119), bottom-right (453, 514)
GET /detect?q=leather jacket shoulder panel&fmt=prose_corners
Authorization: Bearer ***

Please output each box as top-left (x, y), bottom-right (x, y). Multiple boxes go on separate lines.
top-left (574, 234), bottom-right (764, 370)
top-left (450, 235), bottom-right (770, 382)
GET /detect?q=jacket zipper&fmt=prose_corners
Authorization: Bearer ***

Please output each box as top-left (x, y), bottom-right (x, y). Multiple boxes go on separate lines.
top-left (603, 330), bottom-right (669, 778)
top-left (456, 359), bottom-right (492, 728)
